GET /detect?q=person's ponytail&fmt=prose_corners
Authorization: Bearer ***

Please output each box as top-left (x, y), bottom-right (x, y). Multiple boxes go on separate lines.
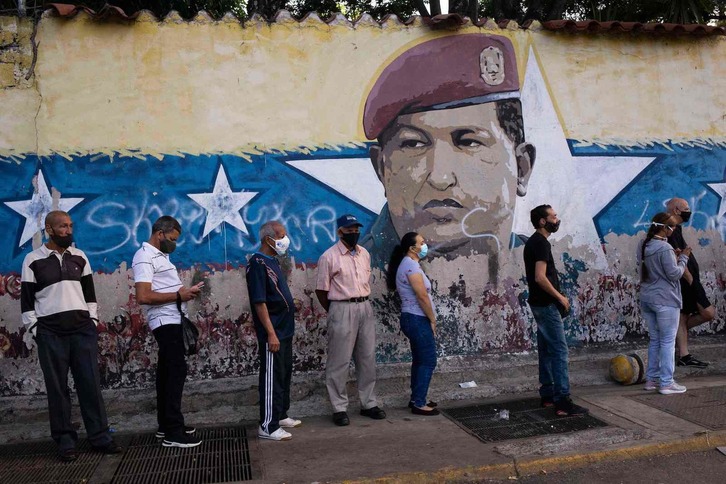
top-left (386, 232), bottom-right (419, 291)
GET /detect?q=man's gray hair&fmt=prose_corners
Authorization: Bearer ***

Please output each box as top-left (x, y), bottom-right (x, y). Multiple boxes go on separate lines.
top-left (259, 220), bottom-right (282, 241)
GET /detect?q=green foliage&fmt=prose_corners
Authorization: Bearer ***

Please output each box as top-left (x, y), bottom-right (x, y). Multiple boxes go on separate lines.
top-left (1, 0), bottom-right (724, 24)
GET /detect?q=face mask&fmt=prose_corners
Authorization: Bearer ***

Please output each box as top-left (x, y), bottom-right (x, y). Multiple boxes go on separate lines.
top-left (417, 243), bottom-right (429, 259)
top-left (341, 232), bottom-right (360, 248)
top-left (544, 220), bottom-right (561, 233)
top-left (159, 233), bottom-right (177, 254)
top-left (679, 210), bottom-right (691, 223)
top-left (268, 235), bottom-right (290, 255)
top-left (50, 232), bottom-right (74, 249)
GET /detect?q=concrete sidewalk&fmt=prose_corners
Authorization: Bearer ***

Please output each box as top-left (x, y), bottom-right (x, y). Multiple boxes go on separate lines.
top-left (1, 337), bottom-right (724, 482)
top-left (250, 375), bottom-right (726, 483)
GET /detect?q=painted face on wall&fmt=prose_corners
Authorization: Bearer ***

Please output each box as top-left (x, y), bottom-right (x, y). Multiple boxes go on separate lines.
top-left (371, 102), bottom-right (534, 258)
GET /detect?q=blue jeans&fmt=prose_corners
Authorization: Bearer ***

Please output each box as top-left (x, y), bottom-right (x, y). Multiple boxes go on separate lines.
top-left (640, 301), bottom-right (680, 386)
top-left (530, 304), bottom-right (570, 402)
top-left (400, 312), bottom-right (437, 408)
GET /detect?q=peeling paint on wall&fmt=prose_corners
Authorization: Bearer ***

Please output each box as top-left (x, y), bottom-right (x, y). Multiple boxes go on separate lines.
top-left (0, 17), bottom-right (724, 396)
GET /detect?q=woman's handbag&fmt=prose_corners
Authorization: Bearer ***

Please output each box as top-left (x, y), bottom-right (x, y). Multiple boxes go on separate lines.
top-left (176, 292), bottom-right (199, 356)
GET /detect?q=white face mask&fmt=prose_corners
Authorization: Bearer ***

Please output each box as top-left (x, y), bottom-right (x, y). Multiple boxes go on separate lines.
top-left (268, 235), bottom-right (290, 255)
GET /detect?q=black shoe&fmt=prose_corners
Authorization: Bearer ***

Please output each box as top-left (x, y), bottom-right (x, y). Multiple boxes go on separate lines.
top-left (411, 406), bottom-right (440, 416)
top-left (332, 411), bottom-right (350, 426)
top-left (156, 426), bottom-right (196, 439)
top-left (555, 397), bottom-right (589, 417)
top-left (162, 434), bottom-right (202, 448)
top-left (92, 441), bottom-right (123, 454)
top-left (58, 448), bottom-right (78, 462)
top-left (408, 401), bottom-right (437, 409)
top-left (677, 354), bottom-right (709, 368)
top-left (360, 406), bottom-right (386, 419)
top-left (540, 397), bottom-right (554, 408)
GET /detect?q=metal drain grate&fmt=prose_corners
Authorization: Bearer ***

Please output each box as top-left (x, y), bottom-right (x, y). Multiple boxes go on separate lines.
top-left (442, 398), bottom-right (608, 443)
top-left (111, 427), bottom-right (253, 483)
top-left (0, 440), bottom-right (103, 484)
top-left (632, 385), bottom-right (726, 430)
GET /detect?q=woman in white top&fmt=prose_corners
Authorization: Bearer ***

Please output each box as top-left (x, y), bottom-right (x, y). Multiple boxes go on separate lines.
top-left (386, 232), bottom-right (439, 416)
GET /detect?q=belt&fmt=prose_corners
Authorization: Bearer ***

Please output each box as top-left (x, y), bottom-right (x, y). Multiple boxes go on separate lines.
top-left (334, 297), bottom-right (369, 303)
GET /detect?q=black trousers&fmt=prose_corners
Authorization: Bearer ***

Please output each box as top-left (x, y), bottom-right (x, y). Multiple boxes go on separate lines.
top-left (258, 337), bottom-right (293, 433)
top-left (153, 324), bottom-right (187, 438)
top-left (36, 324), bottom-right (112, 451)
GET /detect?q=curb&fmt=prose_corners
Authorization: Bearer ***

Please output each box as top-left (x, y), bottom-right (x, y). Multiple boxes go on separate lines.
top-left (346, 430), bottom-right (726, 483)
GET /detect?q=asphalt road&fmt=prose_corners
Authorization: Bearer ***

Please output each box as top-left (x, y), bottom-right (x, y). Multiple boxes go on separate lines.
top-left (485, 449), bottom-right (726, 483)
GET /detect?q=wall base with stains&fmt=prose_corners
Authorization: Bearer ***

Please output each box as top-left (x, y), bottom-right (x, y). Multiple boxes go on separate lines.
top-left (1, 335), bottom-right (724, 443)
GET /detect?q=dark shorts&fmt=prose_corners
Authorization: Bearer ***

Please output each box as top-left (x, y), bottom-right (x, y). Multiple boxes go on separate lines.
top-left (680, 279), bottom-right (712, 315)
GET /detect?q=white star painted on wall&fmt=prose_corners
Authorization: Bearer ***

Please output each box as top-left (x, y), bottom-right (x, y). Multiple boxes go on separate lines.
top-left (187, 165), bottom-right (258, 238)
top-left (512, 46), bottom-right (657, 267)
top-left (4, 170), bottom-right (84, 247)
top-left (286, 157), bottom-right (386, 214)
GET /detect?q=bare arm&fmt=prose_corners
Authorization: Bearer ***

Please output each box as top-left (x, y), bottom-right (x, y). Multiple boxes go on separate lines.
top-left (407, 273), bottom-right (436, 331)
top-left (682, 266), bottom-right (694, 285)
top-left (534, 261), bottom-right (569, 311)
top-left (135, 282), bottom-right (201, 305)
top-left (315, 289), bottom-right (330, 312)
top-left (253, 302), bottom-right (280, 352)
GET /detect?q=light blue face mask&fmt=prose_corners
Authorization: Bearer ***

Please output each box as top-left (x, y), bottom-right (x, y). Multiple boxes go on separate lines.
top-left (417, 243), bottom-right (429, 259)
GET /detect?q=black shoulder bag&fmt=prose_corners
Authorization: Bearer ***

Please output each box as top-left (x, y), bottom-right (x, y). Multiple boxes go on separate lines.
top-left (176, 292), bottom-right (200, 356)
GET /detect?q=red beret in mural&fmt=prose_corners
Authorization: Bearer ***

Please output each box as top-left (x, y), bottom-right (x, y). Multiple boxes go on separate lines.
top-left (363, 34), bottom-right (520, 140)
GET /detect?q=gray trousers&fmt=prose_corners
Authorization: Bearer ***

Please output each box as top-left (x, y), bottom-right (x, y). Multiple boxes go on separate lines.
top-left (326, 300), bottom-right (378, 412)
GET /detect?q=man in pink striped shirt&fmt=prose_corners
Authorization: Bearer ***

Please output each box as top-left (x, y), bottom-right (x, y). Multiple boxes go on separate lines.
top-left (316, 214), bottom-right (386, 426)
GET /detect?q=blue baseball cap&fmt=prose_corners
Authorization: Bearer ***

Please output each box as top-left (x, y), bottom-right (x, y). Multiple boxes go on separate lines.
top-left (337, 214), bottom-right (363, 229)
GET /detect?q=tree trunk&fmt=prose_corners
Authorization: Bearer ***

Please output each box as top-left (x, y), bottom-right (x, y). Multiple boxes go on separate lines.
top-left (414, 0), bottom-right (430, 16)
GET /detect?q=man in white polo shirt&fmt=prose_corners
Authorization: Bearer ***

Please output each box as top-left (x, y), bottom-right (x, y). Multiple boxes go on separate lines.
top-left (132, 215), bottom-right (203, 448)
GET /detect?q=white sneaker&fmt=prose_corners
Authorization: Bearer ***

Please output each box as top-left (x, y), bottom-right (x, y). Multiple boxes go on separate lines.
top-left (258, 426), bottom-right (292, 441)
top-left (644, 380), bottom-right (658, 391)
top-left (279, 418), bottom-right (302, 428)
top-left (659, 382), bottom-right (687, 395)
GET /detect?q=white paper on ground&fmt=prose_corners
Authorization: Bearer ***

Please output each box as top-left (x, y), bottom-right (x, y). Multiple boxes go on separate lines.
top-left (458, 381), bottom-right (478, 388)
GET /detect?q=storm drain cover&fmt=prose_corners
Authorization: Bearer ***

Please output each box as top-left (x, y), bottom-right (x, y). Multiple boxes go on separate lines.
top-left (111, 426), bottom-right (253, 484)
top-left (442, 398), bottom-right (608, 443)
top-left (632, 385), bottom-right (726, 430)
top-left (0, 440), bottom-right (102, 484)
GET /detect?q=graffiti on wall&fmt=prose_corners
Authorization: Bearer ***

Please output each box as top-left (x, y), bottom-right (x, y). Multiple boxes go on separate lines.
top-left (0, 30), bottom-right (725, 394)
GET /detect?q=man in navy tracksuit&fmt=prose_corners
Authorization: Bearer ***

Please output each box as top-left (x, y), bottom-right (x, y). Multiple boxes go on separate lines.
top-left (246, 220), bottom-right (301, 441)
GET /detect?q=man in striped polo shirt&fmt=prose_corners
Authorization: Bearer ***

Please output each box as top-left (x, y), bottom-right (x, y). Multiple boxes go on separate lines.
top-left (132, 215), bottom-right (203, 448)
top-left (21, 210), bottom-right (121, 462)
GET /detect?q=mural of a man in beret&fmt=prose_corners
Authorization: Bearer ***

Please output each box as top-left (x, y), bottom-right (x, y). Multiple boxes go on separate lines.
top-left (362, 34), bottom-right (535, 282)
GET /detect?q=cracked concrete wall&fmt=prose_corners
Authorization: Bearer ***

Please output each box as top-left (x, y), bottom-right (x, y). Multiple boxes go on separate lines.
top-left (0, 16), bottom-right (39, 155)
top-left (0, 14), bottom-right (724, 397)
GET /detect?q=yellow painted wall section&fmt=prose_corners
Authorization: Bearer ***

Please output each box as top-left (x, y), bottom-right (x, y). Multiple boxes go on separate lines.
top-left (0, 14), bottom-right (717, 156)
